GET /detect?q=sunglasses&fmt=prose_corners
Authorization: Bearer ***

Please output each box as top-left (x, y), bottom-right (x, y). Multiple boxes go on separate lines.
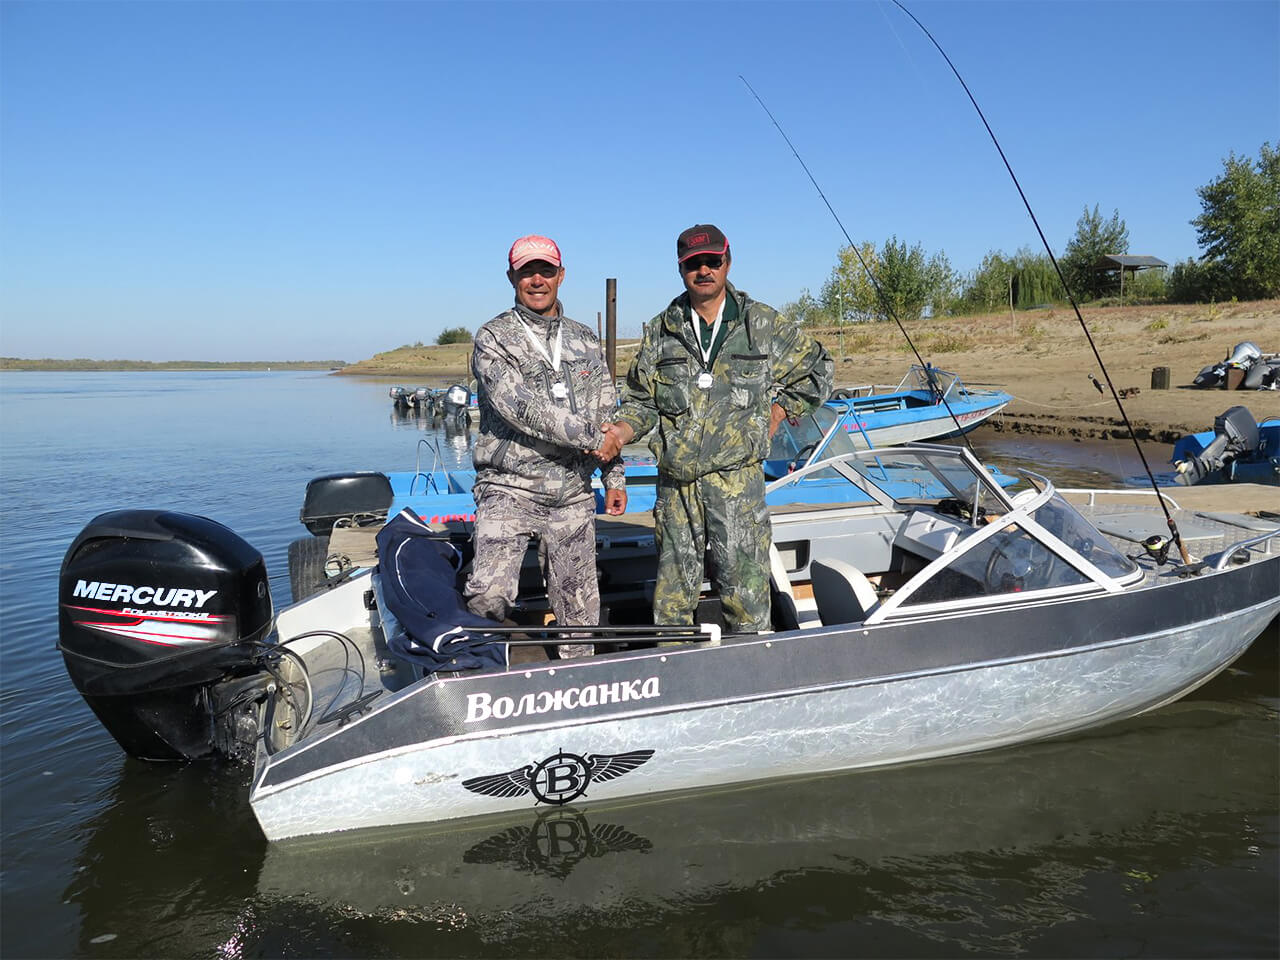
top-left (515, 262), bottom-right (560, 279)
top-left (682, 255), bottom-right (725, 272)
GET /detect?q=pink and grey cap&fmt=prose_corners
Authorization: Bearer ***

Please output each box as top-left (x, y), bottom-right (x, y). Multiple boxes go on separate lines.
top-left (676, 224), bottom-right (729, 262)
top-left (508, 235), bottom-right (562, 270)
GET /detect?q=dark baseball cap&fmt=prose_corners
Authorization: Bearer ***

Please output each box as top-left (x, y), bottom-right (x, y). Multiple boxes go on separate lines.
top-left (676, 224), bottom-right (729, 262)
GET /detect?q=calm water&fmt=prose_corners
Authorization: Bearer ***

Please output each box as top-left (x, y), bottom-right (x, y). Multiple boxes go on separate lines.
top-left (1, 372), bottom-right (1276, 958)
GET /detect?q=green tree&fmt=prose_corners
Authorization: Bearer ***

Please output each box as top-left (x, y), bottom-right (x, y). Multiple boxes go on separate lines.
top-left (960, 249), bottom-right (1016, 313)
top-left (780, 289), bottom-right (835, 328)
top-left (1167, 257), bottom-right (1231, 304)
top-left (1191, 142), bottom-right (1280, 299)
top-left (818, 238), bottom-right (953, 323)
top-left (955, 247), bottom-right (1066, 315)
top-left (436, 326), bottom-right (473, 345)
top-left (819, 242), bottom-right (881, 323)
top-left (1060, 205), bottom-right (1129, 301)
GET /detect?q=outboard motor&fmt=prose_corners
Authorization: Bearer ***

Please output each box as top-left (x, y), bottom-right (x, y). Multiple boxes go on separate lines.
top-left (1243, 357), bottom-right (1280, 390)
top-left (442, 383), bottom-right (471, 422)
top-left (59, 510), bottom-right (274, 761)
top-left (1173, 406), bottom-right (1261, 485)
top-left (1225, 341), bottom-right (1261, 369)
top-left (412, 386), bottom-right (432, 409)
top-left (389, 385), bottom-right (409, 407)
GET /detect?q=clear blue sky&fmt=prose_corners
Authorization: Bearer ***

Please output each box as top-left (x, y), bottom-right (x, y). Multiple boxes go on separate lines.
top-left (2, 0), bottom-right (1276, 362)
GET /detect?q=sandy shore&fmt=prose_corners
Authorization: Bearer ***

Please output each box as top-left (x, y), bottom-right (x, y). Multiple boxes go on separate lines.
top-left (342, 299), bottom-right (1280, 441)
top-left (815, 299), bottom-right (1280, 442)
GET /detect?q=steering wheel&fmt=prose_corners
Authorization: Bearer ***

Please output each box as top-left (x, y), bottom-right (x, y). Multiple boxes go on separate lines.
top-left (983, 535), bottom-right (1058, 593)
top-left (788, 441), bottom-right (819, 473)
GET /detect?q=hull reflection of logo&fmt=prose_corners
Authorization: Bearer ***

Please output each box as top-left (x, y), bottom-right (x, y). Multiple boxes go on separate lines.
top-left (464, 809), bottom-right (652, 879)
top-left (462, 749), bottom-right (655, 806)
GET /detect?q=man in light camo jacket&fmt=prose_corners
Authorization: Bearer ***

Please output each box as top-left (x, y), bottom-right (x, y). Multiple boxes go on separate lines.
top-left (464, 235), bottom-right (626, 657)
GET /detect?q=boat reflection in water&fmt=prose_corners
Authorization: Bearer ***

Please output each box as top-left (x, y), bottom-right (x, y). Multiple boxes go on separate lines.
top-left (253, 636), bottom-right (1276, 956)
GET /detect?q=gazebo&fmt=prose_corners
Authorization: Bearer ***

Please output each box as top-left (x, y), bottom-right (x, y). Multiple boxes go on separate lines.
top-left (1094, 255), bottom-right (1168, 299)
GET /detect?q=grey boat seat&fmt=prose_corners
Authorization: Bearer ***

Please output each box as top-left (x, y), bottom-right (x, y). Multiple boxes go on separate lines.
top-left (769, 543), bottom-right (803, 632)
top-left (810, 557), bottom-right (879, 624)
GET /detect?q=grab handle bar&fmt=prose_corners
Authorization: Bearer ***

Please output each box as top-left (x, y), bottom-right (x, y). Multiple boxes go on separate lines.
top-left (1210, 528), bottom-right (1279, 571)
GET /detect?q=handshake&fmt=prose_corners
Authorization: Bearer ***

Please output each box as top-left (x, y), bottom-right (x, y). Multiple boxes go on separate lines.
top-left (587, 420), bottom-right (634, 462)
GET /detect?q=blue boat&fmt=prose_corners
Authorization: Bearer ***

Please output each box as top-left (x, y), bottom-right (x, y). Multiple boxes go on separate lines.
top-left (1171, 406), bottom-right (1279, 486)
top-left (815, 365), bottom-right (1011, 450)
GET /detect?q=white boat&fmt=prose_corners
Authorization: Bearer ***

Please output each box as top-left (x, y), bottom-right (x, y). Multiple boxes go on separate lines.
top-left (57, 444), bottom-right (1279, 841)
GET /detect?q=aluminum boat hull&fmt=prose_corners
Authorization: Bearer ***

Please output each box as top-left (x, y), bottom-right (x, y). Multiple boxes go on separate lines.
top-left (250, 554), bottom-right (1278, 840)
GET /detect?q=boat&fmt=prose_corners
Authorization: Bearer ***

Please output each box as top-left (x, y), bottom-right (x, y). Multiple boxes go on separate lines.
top-left (818, 364), bottom-right (1011, 449)
top-left (1171, 405), bottom-right (1279, 486)
top-left (57, 442), bottom-right (1280, 841)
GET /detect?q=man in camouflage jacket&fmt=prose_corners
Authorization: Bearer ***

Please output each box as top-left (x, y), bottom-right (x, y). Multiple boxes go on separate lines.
top-left (465, 235), bottom-right (626, 654)
top-left (599, 224), bottom-right (832, 633)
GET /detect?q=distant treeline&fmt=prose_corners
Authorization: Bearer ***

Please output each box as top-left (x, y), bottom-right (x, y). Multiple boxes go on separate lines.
top-left (783, 140), bottom-right (1278, 326)
top-left (0, 358), bottom-right (347, 372)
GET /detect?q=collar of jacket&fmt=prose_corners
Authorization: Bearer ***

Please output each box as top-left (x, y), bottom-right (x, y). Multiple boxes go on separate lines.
top-left (663, 282), bottom-right (755, 353)
top-left (510, 300), bottom-right (563, 332)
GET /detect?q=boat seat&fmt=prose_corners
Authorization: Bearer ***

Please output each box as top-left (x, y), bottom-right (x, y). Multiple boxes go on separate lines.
top-left (769, 543), bottom-right (801, 632)
top-left (810, 558), bottom-right (878, 625)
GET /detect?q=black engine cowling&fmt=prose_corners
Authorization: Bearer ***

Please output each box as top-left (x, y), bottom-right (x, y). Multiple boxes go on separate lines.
top-left (59, 510), bottom-right (274, 761)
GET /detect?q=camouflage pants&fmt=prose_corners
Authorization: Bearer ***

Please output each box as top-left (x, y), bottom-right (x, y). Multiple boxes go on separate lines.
top-left (464, 487), bottom-right (597, 657)
top-left (652, 465), bottom-right (772, 633)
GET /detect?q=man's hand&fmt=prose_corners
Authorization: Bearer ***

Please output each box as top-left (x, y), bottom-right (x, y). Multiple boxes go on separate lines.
top-left (593, 421), bottom-right (634, 462)
top-left (769, 402), bottom-right (788, 438)
top-left (604, 489), bottom-right (627, 516)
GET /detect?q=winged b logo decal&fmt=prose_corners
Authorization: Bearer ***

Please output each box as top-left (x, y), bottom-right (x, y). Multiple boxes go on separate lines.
top-left (462, 749), bottom-right (655, 806)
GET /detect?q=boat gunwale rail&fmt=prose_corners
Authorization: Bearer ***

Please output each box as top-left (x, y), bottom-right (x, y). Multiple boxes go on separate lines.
top-left (1209, 528), bottom-right (1280, 570)
top-left (1059, 487), bottom-right (1184, 511)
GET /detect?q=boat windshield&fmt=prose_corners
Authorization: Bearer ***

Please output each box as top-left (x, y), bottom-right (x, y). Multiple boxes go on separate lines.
top-left (897, 492), bottom-right (1138, 607)
top-left (839, 448), bottom-right (1007, 512)
top-left (904, 523), bottom-right (1089, 604)
top-left (1027, 494), bottom-right (1137, 580)
top-left (898, 364), bottom-right (963, 400)
top-left (768, 406), bottom-right (841, 463)
top-left (770, 445), bottom-right (1010, 515)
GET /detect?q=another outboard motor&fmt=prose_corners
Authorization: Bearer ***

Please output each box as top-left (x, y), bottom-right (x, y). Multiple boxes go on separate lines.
top-left (389, 385), bottom-right (409, 407)
top-left (442, 383), bottom-right (471, 422)
top-left (1243, 357), bottom-right (1280, 390)
top-left (59, 510), bottom-right (274, 761)
top-left (299, 471), bottom-right (393, 535)
top-left (1225, 341), bottom-right (1261, 368)
top-left (1194, 342), bottom-right (1265, 389)
top-left (1173, 406), bottom-right (1261, 485)
top-left (412, 386), bottom-right (431, 408)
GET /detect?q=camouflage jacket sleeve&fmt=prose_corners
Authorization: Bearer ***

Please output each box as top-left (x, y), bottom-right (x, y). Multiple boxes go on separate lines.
top-left (612, 311), bottom-right (662, 441)
top-left (767, 305), bottom-right (834, 417)
top-left (598, 371), bottom-right (625, 490)
top-left (471, 326), bottom-right (605, 452)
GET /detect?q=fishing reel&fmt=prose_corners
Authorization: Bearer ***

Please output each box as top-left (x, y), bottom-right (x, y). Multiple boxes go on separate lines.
top-left (1141, 534), bottom-right (1171, 565)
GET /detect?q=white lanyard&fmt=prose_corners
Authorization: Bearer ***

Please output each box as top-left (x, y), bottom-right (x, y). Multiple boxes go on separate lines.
top-left (690, 299), bottom-right (726, 367)
top-left (517, 317), bottom-right (563, 376)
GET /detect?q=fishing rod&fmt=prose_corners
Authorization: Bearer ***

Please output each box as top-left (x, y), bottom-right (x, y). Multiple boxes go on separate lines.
top-left (737, 76), bottom-right (979, 457)
top-left (886, 0), bottom-right (1190, 565)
